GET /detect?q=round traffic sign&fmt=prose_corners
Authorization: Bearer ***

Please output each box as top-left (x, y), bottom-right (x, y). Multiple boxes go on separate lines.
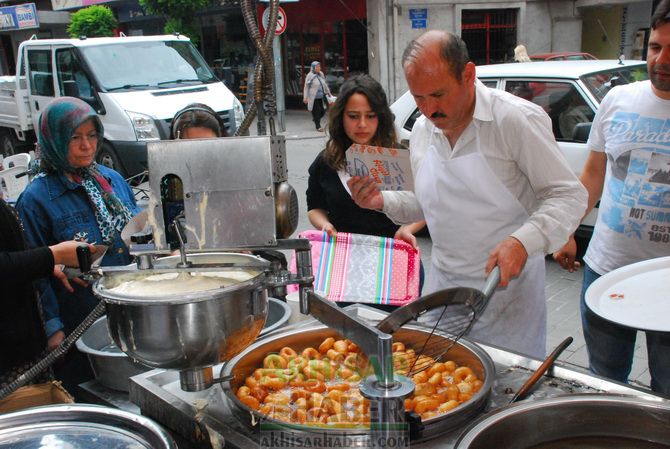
top-left (262, 6), bottom-right (287, 36)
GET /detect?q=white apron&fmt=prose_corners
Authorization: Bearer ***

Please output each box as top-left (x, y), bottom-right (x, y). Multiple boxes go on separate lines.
top-left (414, 133), bottom-right (546, 358)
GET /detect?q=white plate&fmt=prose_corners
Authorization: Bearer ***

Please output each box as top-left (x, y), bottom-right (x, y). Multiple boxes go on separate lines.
top-left (585, 256), bottom-right (670, 331)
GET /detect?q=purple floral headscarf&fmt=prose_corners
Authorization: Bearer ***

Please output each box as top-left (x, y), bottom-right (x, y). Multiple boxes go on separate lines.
top-left (36, 97), bottom-right (132, 245)
top-left (37, 96), bottom-right (103, 173)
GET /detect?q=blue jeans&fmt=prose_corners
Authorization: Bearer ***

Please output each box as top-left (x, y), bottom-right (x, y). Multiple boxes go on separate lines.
top-left (581, 264), bottom-right (670, 397)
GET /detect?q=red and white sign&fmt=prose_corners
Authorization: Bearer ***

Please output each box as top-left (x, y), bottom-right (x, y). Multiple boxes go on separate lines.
top-left (262, 6), bottom-right (287, 36)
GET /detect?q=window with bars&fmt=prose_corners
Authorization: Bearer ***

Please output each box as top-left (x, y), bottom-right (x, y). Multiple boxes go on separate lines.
top-left (461, 9), bottom-right (518, 65)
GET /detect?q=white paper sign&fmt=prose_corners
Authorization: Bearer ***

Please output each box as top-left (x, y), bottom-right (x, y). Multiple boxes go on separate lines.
top-left (345, 144), bottom-right (414, 191)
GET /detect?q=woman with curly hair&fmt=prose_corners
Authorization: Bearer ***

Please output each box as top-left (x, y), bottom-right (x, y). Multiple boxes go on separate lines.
top-left (306, 74), bottom-right (425, 291)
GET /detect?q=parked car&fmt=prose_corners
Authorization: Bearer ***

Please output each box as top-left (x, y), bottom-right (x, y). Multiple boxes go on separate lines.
top-left (390, 59), bottom-right (648, 240)
top-left (530, 52), bottom-right (597, 61)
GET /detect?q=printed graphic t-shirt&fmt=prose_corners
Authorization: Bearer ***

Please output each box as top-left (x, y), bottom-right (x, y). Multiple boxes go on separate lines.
top-left (585, 80), bottom-right (670, 274)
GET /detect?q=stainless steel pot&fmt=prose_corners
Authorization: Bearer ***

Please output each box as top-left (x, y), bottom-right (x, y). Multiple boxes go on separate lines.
top-left (77, 297), bottom-right (290, 393)
top-left (0, 404), bottom-right (177, 448)
top-left (221, 322), bottom-right (495, 443)
top-left (93, 252), bottom-right (269, 390)
top-left (455, 394), bottom-right (670, 449)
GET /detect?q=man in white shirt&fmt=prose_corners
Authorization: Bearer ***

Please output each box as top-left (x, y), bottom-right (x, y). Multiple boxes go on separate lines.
top-left (349, 30), bottom-right (587, 358)
top-left (554, 1), bottom-right (670, 396)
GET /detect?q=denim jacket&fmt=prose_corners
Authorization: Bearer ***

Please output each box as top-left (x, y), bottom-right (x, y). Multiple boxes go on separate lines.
top-left (16, 165), bottom-right (139, 336)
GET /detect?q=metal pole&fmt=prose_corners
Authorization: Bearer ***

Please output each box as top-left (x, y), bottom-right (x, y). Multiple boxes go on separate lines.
top-left (273, 35), bottom-right (286, 132)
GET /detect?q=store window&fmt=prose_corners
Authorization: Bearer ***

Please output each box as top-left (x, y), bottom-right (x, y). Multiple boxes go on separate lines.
top-left (284, 18), bottom-right (368, 102)
top-left (199, 10), bottom-right (254, 99)
top-left (462, 9), bottom-right (518, 65)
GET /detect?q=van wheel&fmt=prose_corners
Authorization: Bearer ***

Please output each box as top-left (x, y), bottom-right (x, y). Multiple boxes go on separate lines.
top-left (96, 144), bottom-right (126, 178)
top-left (0, 131), bottom-right (18, 157)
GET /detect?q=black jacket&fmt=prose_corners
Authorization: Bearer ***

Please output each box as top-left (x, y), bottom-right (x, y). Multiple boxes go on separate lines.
top-left (0, 198), bottom-right (51, 379)
top-left (306, 151), bottom-right (400, 238)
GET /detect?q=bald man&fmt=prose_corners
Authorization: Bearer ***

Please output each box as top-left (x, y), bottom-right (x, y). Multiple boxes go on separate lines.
top-left (349, 31), bottom-right (586, 358)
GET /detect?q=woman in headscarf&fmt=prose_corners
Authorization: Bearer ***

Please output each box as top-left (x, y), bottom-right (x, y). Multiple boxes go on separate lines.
top-left (16, 97), bottom-right (139, 394)
top-left (303, 61), bottom-right (332, 132)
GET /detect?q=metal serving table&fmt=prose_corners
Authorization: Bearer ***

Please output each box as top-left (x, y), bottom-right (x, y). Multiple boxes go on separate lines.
top-left (128, 306), bottom-right (668, 449)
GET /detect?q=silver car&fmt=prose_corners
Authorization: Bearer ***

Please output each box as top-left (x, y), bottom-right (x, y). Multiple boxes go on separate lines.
top-left (391, 59), bottom-right (648, 239)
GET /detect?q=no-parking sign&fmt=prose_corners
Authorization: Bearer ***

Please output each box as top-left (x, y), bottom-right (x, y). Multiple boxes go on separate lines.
top-left (262, 6), bottom-right (287, 36)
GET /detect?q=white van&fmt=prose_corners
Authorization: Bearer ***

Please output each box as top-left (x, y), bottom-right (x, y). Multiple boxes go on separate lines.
top-left (0, 34), bottom-right (244, 178)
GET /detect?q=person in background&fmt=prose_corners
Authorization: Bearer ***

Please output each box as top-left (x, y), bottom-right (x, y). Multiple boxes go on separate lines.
top-left (0, 196), bottom-right (95, 387)
top-left (303, 61), bottom-right (332, 132)
top-left (514, 44), bottom-right (531, 62)
top-left (170, 102), bottom-right (228, 139)
top-left (16, 97), bottom-right (139, 394)
top-left (306, 74), bottom-right (426, 293)
top-left (553, 0), bottom-right (670, 396)
top-left (348, 31), bottom-right (587, 358)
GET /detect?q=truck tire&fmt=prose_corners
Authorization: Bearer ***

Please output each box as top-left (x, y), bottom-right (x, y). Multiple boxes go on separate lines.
top-left (0, 131), bottom-right (19, 157)
top-left (96, 143), bottom-right (126, 178)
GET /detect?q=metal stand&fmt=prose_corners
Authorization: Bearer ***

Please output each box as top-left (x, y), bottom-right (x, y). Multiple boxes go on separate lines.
top-left (302, 290), bottom-right (415, 445)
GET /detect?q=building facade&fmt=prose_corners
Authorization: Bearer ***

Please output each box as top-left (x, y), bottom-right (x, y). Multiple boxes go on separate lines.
top-left (0, 0), bottom-right (657, 104)
top-left (367, 0), bottom-right (655, 101)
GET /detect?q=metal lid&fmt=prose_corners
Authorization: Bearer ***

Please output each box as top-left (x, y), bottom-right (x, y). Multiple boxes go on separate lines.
top-left (0, 404), bottom-right (176, 449)
top-left (94, 252), bottom-right (268, 304)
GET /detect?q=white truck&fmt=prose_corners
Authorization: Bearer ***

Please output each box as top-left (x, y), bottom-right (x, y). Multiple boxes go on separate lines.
top-left (0, 34), bottom-right (244, 178)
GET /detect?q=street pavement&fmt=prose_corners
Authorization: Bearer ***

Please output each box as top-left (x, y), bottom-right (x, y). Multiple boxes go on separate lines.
top-left (250, 108), bottom-right (652, 390)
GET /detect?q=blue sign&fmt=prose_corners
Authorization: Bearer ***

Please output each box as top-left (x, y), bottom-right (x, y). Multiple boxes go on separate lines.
top-left (411, 19), bottom-right (427, 29)
top-left (0, 3), bottom-right (38, 31)
top-left (409, 8), bottom-right (427, 20)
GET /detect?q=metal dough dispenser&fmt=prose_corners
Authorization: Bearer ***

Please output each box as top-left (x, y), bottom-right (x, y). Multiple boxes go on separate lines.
top-left (145, 135), bottom-right (299, 251)
top-left (92, 135), bottom-right (311, 392)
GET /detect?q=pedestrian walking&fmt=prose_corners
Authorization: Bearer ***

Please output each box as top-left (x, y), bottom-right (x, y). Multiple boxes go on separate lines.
top-left (303, 61), bottom-right (332, 132)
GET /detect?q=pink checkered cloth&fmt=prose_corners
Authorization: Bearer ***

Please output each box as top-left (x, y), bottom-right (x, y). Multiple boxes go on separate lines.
top-left (288, 230), bottom-right (420, 305)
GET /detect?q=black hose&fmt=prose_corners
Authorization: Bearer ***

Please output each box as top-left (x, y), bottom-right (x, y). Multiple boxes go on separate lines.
top-left (238, 0), bottom-right (280, 136)
top-left (235, 102), bottom-right (257, 137)
top-left (0, 301), bottom-right (106, 400)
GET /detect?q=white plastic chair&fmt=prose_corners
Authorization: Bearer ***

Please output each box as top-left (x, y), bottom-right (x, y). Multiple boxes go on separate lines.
top-left (3, 153), bottom-right (31, 170)
top-left (0, 166), bottom-right (30, 203)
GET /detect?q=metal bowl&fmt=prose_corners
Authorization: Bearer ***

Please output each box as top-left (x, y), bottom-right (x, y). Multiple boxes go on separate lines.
top-left (75, 316), bottom-right (151, 392)
top-left (77, 298), bottom-right (290, 392)
top-left (454, 394), bottom-right (670, 449)
top-left (93, 252), bottom-right (269, 371)
top-left (0, 404), bottom-right (176, 448)
top-left (221, 322), bottom-right (494, 443)
top-left (261, 297), bottom-right (292, 336)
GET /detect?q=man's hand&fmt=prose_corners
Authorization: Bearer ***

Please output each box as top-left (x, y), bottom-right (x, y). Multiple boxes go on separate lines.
top-left (485, 237), bottom-right (528, 287)
top-left (347, 176), bottom-right (384, 210)
top-left (552, 236), bottom-right (580, 272)
top-left (303, 98), bottom-right (308, 105)
top-left (47, 330), bottom-right (65, 351)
